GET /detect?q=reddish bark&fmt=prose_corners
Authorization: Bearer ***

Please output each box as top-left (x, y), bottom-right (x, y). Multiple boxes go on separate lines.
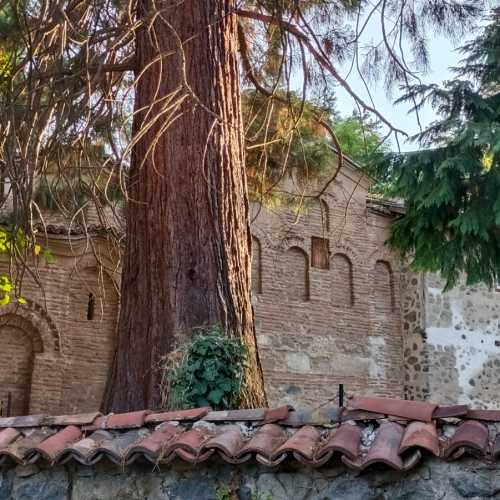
top-left (104, 0), bottom-right (266, 411)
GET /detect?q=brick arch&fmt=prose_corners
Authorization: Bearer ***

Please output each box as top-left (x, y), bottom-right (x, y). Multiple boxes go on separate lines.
top-left (280, 246), bottom-right (310, 302)
top-left (0, 313), bottom-right (46, 416)
top-left (367, 247), bottom-right (399, 271)
top-left (0, 302), bottom-right (61, 354)
top-left (251, 235), bottom-right (263, 294)
top-left (69, 256), bottom-right (120, 294)
top-left (373, 260), bottom-right (395, 312)
top-left (331, 253), bottom-right (354, 307)
top-left (330, 244), bottom-right (363, 266)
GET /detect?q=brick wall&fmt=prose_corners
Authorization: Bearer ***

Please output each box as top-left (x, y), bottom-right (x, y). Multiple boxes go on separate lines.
top-left (0, 161), bottom-right (404, 414)
top-left (0, 237), bottom-right (120, 415)
top-left (251, 164), bottom-right (404, 407)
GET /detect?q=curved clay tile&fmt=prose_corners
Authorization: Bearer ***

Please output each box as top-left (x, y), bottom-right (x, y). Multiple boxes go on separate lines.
top-left (174, 448), bottom-right (215, 463)
top-left (57, 430), bottom-right (113, 465)
top-left (91, 429), bottom-right (149, 465)
top-left (350, 396), bottom-right (437, 423)
top-left (237, 424), bottom-right (287, 459)
top-left (165, 427), bottom-right (214, 463)
top-left (25, 425), bottom-right (82, 463)
top-left (145, 407), bottom-right (210, 424)
top-left (124, 424), bottom-right (184, 464)
top-left (342, 421), bottom-right (420, 471)
top-left (400, 421), bottom-right (440, 457)
top-left (1, 428), bottom-right (55, 464)
top-left (0, 428), bottom-right (20, 449)
top-left (202, 425), bottom-right (245, 458)
top-left (444, 420), bottom-right (489, 459)
top-left (271, 426), bottom-right (321, 463)
top-left (316, 423), bottom-right (361, 462)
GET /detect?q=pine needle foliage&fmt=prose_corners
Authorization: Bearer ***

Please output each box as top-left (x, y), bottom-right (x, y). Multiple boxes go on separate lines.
top-left (380, 9), bottom-right (500, 289)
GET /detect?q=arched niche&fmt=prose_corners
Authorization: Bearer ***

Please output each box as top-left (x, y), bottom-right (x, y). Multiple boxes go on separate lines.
top-left (374, 260), bottom-right (395, 312)
top-left (251, 236), bottom-right (263, 295)
top-left (0, 314), bottom-right (43, 416)
top-left (282, 246), bottom-right (310, 302)
top-left (331, 253), bottom-right (354, 307)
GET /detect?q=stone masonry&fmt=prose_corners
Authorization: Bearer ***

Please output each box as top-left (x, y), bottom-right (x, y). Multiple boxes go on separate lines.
top-left (1, 457), bottom-right (500, 500)
top-left (402, 271), bottom-right (500, 409)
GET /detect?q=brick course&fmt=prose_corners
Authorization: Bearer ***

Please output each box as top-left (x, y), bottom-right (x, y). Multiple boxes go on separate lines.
top-left (0, 161), bottom-right (404, 414)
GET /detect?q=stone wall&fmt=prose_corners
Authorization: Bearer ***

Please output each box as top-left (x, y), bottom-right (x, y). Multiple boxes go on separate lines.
top-left (1, 457), bottom-right (500, 500)
top-left (251, 164), bottom-right (404, 406)
top-left (402, 271), bottom-right (500, 408)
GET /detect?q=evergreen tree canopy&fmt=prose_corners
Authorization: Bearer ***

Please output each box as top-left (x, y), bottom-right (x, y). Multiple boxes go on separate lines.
top-left (381, 8), bottom-right (500, 289)
top-left (243, 90), bottom-right (389, 203)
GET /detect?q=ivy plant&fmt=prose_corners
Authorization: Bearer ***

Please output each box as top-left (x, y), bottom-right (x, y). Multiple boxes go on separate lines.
top-left (164, 325), bottom-right (248, 410)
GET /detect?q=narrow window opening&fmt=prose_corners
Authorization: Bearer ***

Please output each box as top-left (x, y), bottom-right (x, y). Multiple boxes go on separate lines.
top-left (311, 236), bottom-right (330, 269)
top-left (87, 293), bottom-right (95, 320)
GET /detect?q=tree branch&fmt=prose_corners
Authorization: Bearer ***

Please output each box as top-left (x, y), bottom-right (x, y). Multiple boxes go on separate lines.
top-left (236, 8), bottom-right (408, 137)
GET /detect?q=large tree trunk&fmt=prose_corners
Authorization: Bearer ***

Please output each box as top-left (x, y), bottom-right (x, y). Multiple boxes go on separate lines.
top-left (104, 0), bottom-right (266, 411)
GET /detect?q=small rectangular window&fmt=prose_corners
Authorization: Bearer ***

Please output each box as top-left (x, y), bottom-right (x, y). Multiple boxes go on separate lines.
top-left (87, 293), bottom-right (95, 320)
top-left (311, 237), bottom-right (330, 269)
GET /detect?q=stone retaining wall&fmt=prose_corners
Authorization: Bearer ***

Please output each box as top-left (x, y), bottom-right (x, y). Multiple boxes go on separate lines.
top-left (2, 458), bottom-right (500, 500)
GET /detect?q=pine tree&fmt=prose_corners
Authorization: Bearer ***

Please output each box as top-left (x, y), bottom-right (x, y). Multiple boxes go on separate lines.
top-left (381, 9), bottom-right (500, 289)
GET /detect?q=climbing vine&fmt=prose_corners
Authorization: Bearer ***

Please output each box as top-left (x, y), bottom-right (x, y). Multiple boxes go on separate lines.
top-left (161, 325), bottom-right (248, 410)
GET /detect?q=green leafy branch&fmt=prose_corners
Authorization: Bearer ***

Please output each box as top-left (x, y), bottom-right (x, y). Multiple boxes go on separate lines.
top-left (0, 227), bottom-right (53, 305)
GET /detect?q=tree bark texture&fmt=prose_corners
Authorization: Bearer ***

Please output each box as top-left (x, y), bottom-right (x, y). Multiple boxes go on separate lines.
top-left (104, 0), bottom-right (267, 411)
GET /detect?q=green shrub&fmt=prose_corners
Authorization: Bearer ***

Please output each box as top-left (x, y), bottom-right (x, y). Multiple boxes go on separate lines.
top-left (162, 325), bottom-right (247, 410)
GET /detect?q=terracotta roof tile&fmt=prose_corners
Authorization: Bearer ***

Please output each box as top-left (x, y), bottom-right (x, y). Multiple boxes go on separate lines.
top-left (26, 425), bottom-right (82, 463)
top-left (0, 428), bottom-right (20, 449)
top-left (145, 407), bottom-right (210, 424)
top-left (433, 405), bottom-right (468, 419)
top-left (238, 424), bottom-right (286, 460)
top-left (350, 396), bottom-right (437, 422)
top-left (94, 429), bottom-right (149, 464)
top-left (341, 409), bottom-right (385, 421)
top-left (0, 428), bottom-right (56, 464)
top-left (400, 421), bottom-right (440, 456)
top-left (316, 423), bottom-right (361, 461)
top-left (262, 406), bottom-right (292, 424)
top-left (203, 425), bottom-right (246, 461)
top-left (466, 410), bottom-right (500, 422)
top-left (272, 426), bottom-right (321, 463)
top-left (343, 422), bottom-right (417, 471)
top-left (0, 396), bottom-right (499, 470)
top-left (444, 420), bottom-right (489, 458)
top-left (103, 410), bottom-right (151, 430)
top-left (58, 430), bottom-right (112, 465)
top-left (125, 424), bottom-right (184, 464)
top-left (166, 426), bottom-right (213, 460)
top-left (0, 415), bottom-right (45, 429)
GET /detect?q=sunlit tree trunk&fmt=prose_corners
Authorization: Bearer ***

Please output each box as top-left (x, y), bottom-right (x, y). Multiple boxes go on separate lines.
top-left (104, 0), bottom-right (266, 411)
